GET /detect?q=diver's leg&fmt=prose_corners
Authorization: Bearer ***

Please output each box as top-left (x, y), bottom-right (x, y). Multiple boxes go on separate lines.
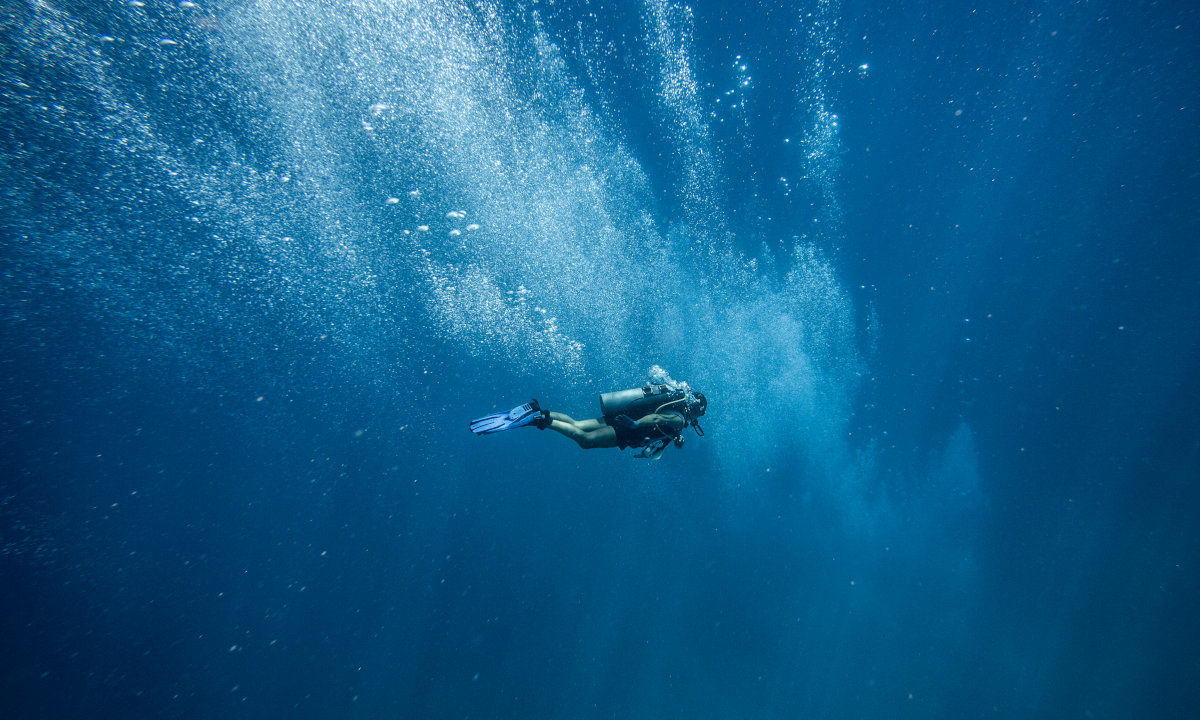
top-left (546, 412), bottom-right (605, 431)
top-left (545, 413), bottom-right (618, 449)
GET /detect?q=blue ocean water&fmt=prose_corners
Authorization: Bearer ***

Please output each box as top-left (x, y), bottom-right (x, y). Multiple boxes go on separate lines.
top-left (2, 0), bottom-right (1197, 717)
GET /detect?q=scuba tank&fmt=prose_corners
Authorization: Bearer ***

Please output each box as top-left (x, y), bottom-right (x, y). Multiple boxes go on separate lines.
top-left (602, 383), bottom-right (707, 458)
top-left (600, 383), bottom-right (689, 421)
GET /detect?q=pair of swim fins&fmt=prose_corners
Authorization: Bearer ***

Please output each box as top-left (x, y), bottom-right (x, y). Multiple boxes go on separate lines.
top-left (469, 399), bottom-right (549, 435)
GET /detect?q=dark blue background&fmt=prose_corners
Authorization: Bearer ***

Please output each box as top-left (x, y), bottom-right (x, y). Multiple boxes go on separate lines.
top-left (3, 0), bottom-right (1198, 718)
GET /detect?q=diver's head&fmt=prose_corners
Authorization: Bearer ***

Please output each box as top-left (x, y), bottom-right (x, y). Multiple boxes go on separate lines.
top-left (691, 392), bottom-right (707, 417)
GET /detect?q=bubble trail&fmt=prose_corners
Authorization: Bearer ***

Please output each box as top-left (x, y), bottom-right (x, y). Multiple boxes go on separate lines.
top-left (4, 0), bottom-right (867, 490)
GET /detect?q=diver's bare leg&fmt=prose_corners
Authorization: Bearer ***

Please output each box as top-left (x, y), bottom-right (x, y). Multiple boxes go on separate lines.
top-left (545, 412), bottom-right (618, 449)
top-left (548, 413), bottom-right (606, 431)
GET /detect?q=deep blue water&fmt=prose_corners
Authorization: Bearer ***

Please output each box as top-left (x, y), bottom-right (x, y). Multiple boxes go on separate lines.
top-left (2, 0), bottom-right (1198, 717)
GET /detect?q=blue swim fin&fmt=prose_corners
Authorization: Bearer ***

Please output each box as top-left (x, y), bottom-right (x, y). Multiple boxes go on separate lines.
top-left (469, 399), bottom-right (548, 435)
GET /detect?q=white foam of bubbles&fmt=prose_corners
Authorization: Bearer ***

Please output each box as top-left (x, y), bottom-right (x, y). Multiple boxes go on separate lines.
top-left (795, 0), bottom-right (845, 236)
top-left (212, 0), bottom-right (867, 480)
top-left (10, 0), bottom-right (871, 499)
top-left (648, 364), bottom-right (685, 390)
top-left (643, 0), bottom-right (725, 239)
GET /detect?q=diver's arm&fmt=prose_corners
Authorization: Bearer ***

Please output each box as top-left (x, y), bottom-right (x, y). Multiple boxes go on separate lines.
top-left (634, 413), bottom-right (686, 434)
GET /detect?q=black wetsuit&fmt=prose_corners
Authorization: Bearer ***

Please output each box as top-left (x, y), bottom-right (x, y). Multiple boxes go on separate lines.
top-left (610, 412), bottom-right (683, 450)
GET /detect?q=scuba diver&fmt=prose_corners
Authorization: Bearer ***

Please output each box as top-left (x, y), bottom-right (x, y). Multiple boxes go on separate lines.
top-left (469, 381), bottom-right (707, 460)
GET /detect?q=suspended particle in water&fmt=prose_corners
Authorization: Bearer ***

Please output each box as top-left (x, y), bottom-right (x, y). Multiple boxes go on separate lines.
top-left (448, 229), bottom-right (461, 237)
top-left (408, 189), bottom-right (420, 198)
top-left (465, 224), bottom-right (480, 231)
top-left (386, 197), bottom-right (399, 204)
top-left (416, 225), bottom-right (429, 232)
top-left (157, 38), bottom-right (178, 46)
